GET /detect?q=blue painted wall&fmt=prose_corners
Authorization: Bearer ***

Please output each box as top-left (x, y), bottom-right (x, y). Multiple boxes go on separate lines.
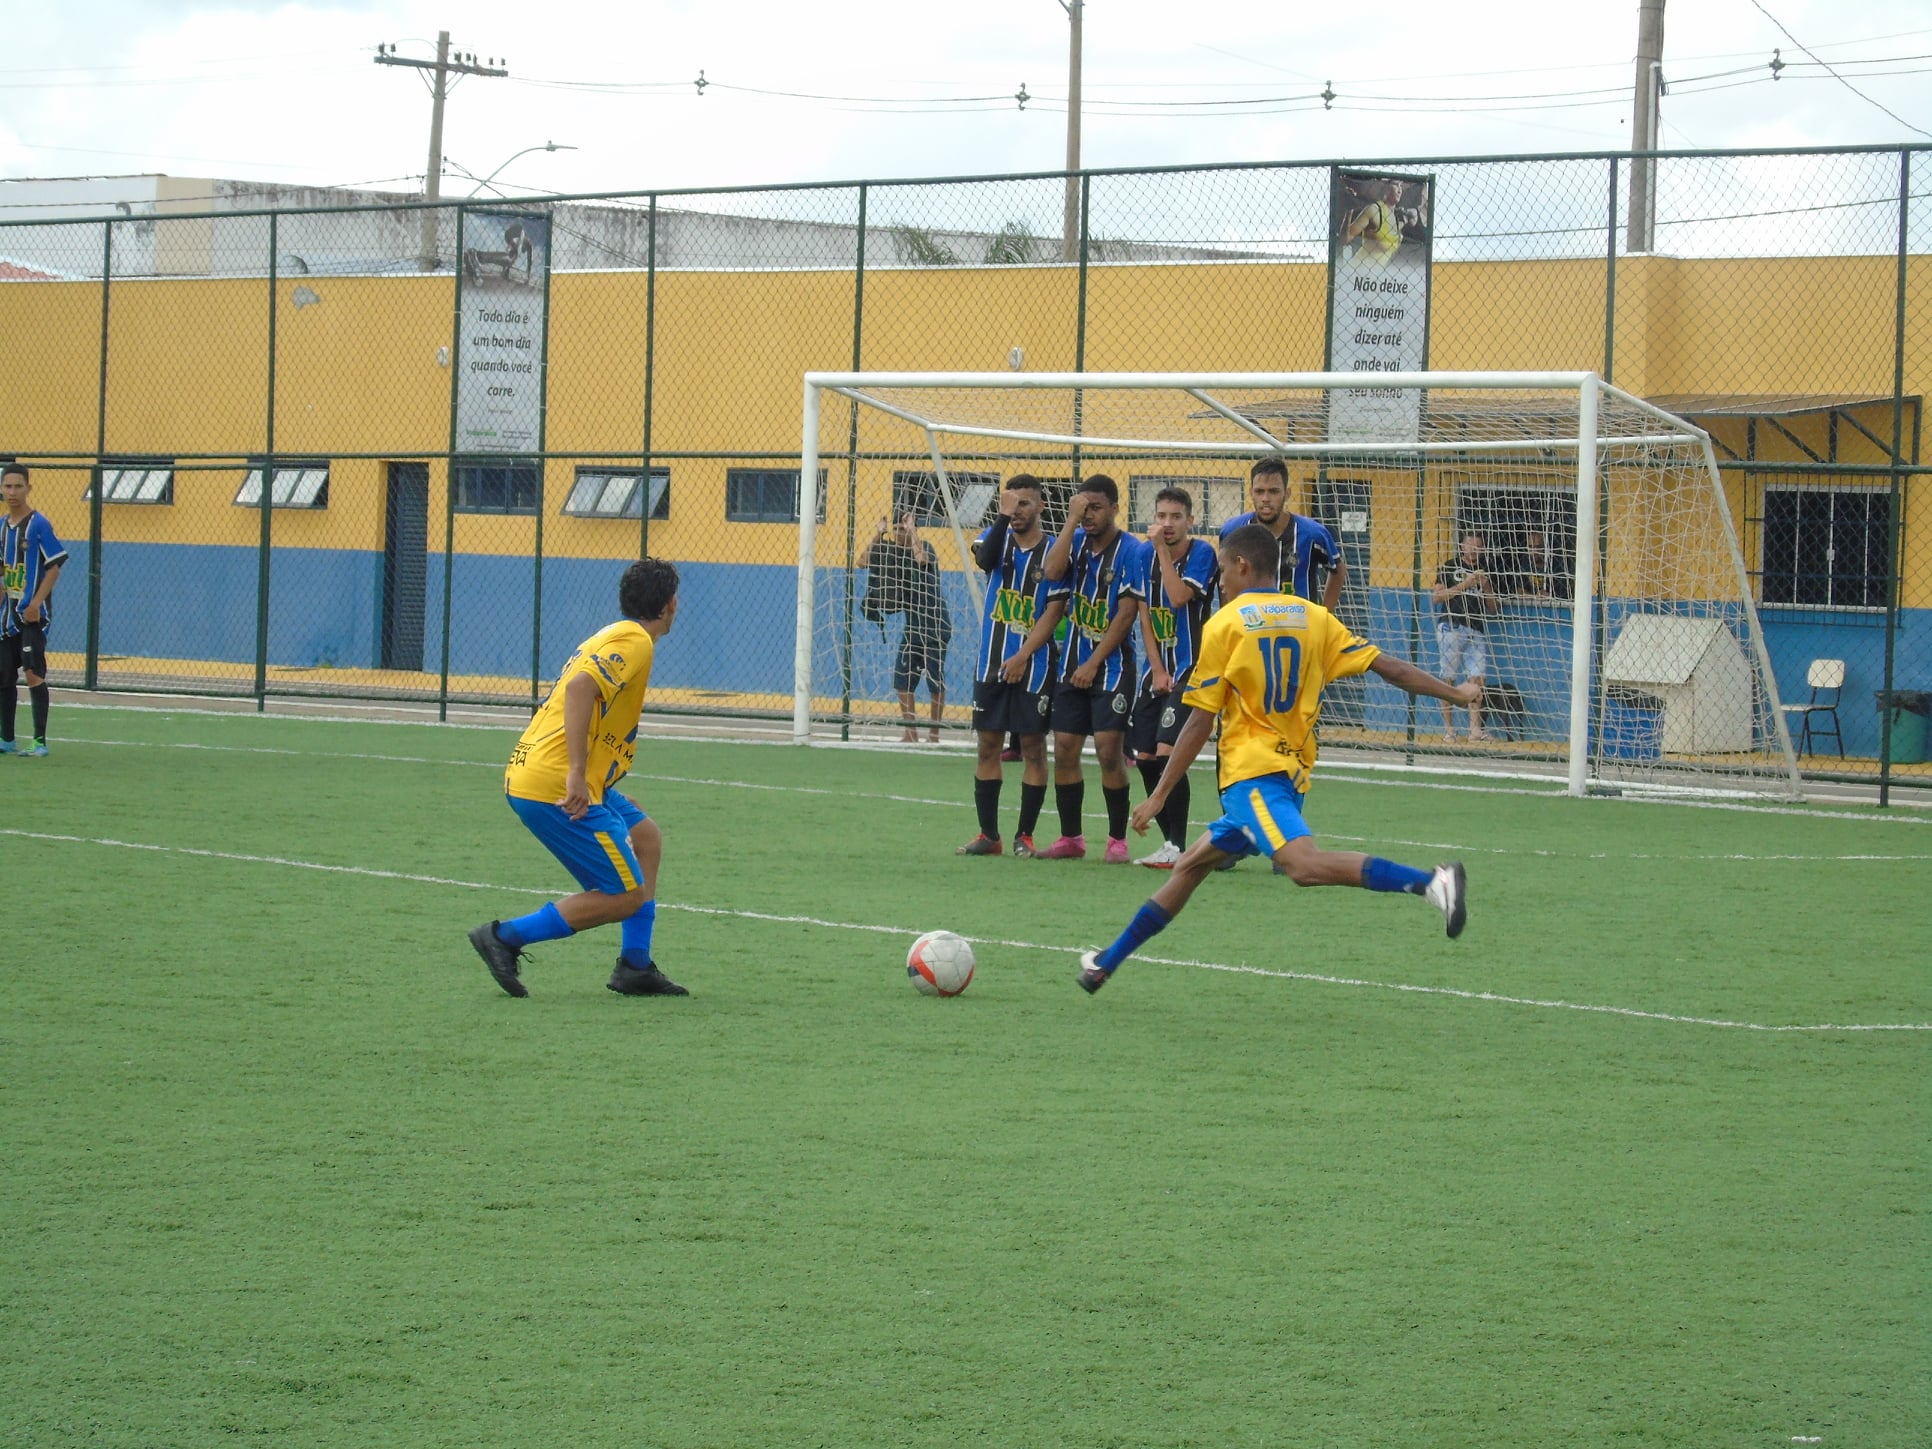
top-left (45, 541), bottom-right (1932, 754)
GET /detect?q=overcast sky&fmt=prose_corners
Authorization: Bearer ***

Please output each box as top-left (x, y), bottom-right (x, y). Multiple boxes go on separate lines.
top-left (1, 1), bottom-right (1927, 202)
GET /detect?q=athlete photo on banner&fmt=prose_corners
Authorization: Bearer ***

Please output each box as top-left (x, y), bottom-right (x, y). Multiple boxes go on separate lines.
top-left (1325, 169), bottom-right (1435, 446)
top-left (456, 208), bottom-right (553, 455)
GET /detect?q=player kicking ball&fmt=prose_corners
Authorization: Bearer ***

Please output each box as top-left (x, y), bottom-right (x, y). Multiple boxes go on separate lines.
top-left (469, 558), bottom-right (689, 999)
top-left (1078, 525), bottom-right (1476, 994)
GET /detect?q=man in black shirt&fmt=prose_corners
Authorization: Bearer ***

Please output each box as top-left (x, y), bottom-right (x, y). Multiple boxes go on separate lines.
top-left (1430, 532), bottom-right (1500, 741)
top-left (862, 512), bottom-right (953, 743)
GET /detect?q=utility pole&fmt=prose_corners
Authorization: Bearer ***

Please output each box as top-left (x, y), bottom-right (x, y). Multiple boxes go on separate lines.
top-left (1626, 0), bottom-right (1665, 253)
top-left (375, 32), bottom-right (509, 269)
top-left (1059, 0), bottom-right (1083, 262)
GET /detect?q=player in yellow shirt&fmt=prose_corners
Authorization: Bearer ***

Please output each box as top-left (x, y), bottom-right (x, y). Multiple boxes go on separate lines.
top-left (469, 558), bottom-right (688, 999)
top-left (1077, 525), bottom-right (1479, 993)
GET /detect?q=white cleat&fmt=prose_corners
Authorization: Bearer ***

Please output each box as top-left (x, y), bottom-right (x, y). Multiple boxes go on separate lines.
top-left (1425, 862), bottom-right (1467, 938)
top-left (1137, 840), bottom-right (1183, 869)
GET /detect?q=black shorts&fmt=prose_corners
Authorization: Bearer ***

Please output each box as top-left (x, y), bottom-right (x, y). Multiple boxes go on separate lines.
top-left (893, 630), bottom-right (946, 693)
top-left (1128, 679), bottom-right (1188, 758)
top-left (1, 623), bottom-right (48, 680)
top-left (1051, 658), bottom-right (1137, 737)
top-left (972, 678), bottom-right (1052, 737)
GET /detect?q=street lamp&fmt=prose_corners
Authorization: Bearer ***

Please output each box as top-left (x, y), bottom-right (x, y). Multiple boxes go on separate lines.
top-left (462, 141), bottom-right (577, 197)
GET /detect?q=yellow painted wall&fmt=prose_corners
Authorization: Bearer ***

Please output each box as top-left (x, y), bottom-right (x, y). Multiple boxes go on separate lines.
top-left (1, 253), bottom-right (1923, 590)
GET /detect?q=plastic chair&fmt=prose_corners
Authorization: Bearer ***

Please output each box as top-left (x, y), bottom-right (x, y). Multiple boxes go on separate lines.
top-left (1780, 659), bottom-right (1844, 757)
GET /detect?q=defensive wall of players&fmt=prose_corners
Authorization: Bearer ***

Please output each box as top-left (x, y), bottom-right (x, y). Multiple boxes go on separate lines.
top-left (0, 177), bottom-right (1926, 761)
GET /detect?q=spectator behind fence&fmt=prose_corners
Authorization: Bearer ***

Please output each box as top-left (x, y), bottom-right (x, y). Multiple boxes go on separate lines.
top-left (862, 511), bottom-right (953, 743)
top-left (1430, 531), bottom-right (1501, 741)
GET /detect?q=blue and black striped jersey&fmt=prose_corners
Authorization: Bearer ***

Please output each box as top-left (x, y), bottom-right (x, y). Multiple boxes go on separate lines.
top-left (1143, 536), bottom-right (1220, 683)
top-left (1218, 511), bottom-right (1338, 600)
top-left (2, 510), bottom-right (68, 637)
top-left (1050, 528), bottom-right (1150, 692)
top-left (973, 524), bottom-right (1058, 691)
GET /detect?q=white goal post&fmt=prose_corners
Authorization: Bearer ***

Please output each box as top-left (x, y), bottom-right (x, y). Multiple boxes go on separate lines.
top-left (796, 371), bottom-right (1800, 799)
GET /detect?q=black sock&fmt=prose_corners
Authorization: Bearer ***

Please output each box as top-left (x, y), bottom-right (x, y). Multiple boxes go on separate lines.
top-left (29, 684), bottom-right (49, 741)
top-left (1103, 784), bottom-right (1131, 840)
top-left (974, 777), bottom-right (1002, 839)
top-left (0, 682), bottom-right (14, 741)
top-left (1018, 781), bottom-right (1047, 838)
top-left (1164, 775), bottom-right (1191, 848)
top-left (1055, 781), bottom-right (1084, 838)
top-left (1137, 758), bottom-right (1164, 797)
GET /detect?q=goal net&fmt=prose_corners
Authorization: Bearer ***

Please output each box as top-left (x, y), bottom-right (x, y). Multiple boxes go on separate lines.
top-left (794, 371), bottom-right (1800, 799)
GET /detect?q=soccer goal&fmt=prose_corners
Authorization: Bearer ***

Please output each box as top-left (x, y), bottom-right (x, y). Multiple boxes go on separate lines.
top-left (794, 371), bottom-right (1800, 799)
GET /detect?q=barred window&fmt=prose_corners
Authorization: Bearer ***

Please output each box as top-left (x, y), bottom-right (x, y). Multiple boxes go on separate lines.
top-left (1128, 475), bottom-right (1245, 532)
top-left (726, 468), bottom-right (827, 523)
top-left (455, 460), bottom-right (539, 515)
top-left (1761, 485), bottom-right (1891, 610)
top-left (1452, 482), bottom-right (1577, 598)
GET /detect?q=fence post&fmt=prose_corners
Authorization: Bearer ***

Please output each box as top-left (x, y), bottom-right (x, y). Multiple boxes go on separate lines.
top-left (85, 220), bottom-right (111, 691)
top-left (838, 183), bottom-right (868, 740)
top-left (639, 194), bottom-right (657, 562)
top-left (531, 207), bottom-right (556, 707)
top-left (439, 206), bottom-right (465, 722)
top-left (1878, 148), bottom-right (1912, 806)
top-left (254, 211), bottom-right (278, 711)
top-left (1072, 172), bottom-right (1091, 482)
top-left (1602, 156), bottom-right (1620, 383)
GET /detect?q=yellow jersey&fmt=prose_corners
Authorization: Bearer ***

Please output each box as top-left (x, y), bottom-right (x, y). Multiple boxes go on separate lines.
top-left (504, 620), bottom-right (655, 803)
top-left (1183, 590), bottom-right (1379, 794)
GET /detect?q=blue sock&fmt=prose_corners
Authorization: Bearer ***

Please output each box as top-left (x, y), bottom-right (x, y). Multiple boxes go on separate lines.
top-left (1363, 857), bottom-right (1432, 894)
top-left (619, 900), bottom-right (657, 967)
top-left (497, 901), bottom-right (573, 947)
top-left (1095, 900), bottom-right (1173, 972)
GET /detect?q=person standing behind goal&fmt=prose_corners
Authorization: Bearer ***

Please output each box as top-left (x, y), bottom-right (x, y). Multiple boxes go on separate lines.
top-left (956, 475), bottom-right (1066, 857)
top-left (1129, 485), bottom-right (1218, 869)
top-left (1430, 531), bottom-right (1500, 741)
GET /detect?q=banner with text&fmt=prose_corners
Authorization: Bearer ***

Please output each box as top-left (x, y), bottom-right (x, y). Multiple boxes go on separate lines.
top-left (455, 209), bottom-right (552, 454)
top-left (1324, 170), bottom-right (1434, 445)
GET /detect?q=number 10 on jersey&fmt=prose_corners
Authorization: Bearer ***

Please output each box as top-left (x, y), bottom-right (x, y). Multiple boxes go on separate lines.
top-left (1262, 635), bottom-right (1302, 713)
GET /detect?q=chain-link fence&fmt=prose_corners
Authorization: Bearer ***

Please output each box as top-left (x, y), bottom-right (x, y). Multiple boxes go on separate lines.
top-left (0, 145), bottom-right (1925, 790)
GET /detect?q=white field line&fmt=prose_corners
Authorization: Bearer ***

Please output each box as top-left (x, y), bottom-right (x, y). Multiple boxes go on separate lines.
top-left (45, 735), bottom-right (1932, 864)
top-left (4, 826), bottom-right (1927, 1035)
top-left (55, 700), bottom-right (1932, 818)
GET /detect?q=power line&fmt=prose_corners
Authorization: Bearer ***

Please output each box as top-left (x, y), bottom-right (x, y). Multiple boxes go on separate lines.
top-left (1746, 0), bottom-right (1931, 139)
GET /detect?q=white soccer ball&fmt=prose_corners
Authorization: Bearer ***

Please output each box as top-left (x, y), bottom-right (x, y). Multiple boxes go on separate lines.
top-left (906, 930), bottom-right (976, 997)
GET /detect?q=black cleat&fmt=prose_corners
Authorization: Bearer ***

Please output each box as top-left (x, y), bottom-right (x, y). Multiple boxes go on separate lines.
top-left (608, 959), bottom-right (690, 996)
top-left (470, 921), bottom-right (528, 997)
top-left (1076, 949), bottom-right (1111, 994)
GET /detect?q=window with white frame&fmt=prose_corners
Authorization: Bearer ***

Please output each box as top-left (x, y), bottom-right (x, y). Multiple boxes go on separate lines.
top-left (86, 461), bottom-right (175, 505)
top-left (234, 461), bottom-right (329, 509)
top-left (1760, 484), bottom-right (1891, 609)
top-left (562, 467), bottom-right (669, 520)
top-left (890, 469), bottom-right (1000, 529)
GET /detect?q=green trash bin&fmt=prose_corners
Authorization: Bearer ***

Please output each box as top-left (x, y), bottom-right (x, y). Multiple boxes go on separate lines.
top-left (1875, 690), bottom-right (1931, 764)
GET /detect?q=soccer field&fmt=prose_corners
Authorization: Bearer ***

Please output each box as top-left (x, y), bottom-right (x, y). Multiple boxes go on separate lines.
top-left (3, 706), bottom-right (1926, 1448)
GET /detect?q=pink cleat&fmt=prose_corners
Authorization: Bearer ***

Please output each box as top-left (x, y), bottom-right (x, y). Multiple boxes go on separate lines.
top-left (1103, 837), bottom-right (1130, 864)
top-left (1041, 834), bottom-right (1087, 859)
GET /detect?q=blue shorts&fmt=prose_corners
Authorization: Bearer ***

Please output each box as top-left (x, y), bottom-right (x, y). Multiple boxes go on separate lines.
top-left (1205, 773), bottom-right (1312, 860)
top-left (507, 790), bottom-right (649, 894)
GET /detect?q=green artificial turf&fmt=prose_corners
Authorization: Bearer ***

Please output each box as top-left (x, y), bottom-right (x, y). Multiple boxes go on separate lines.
top-left (2, 706), bottom-right (1925, 1447)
